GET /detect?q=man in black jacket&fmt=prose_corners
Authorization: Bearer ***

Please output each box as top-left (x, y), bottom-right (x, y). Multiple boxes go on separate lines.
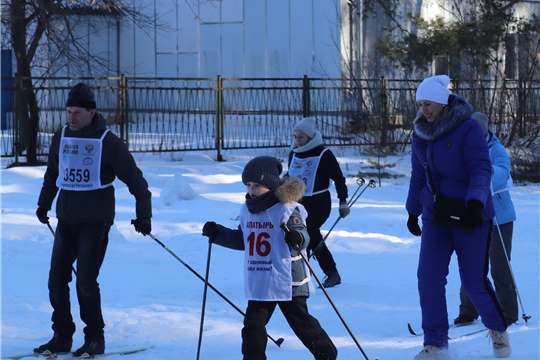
top-left (34, 83), bottom-right (152, 357)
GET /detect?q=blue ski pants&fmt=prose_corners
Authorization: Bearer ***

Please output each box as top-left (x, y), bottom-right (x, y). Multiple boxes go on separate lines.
top-left (418, 219), bottom-right (507, 348)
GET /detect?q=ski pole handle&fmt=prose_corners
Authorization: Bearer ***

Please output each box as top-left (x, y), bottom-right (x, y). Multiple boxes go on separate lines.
top-left (349, 179), bottom-right (376, 208)
top-left (281, 223), bottom-right (301, 251)
top-left (347, 178), bottom-right (366, 206)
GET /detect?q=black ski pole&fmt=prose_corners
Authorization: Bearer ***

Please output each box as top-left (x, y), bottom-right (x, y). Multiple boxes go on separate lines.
top-left (311, 179), bottom-right (376, 257)
top-left (46, 222), bottom-right (77, 276)
top-left (46, 222), bottom-right (55, 236)
top-left (493, 216), bottom-right (531, 323)
top-left (309, 179), bottom-right (366, 259)
top-left (281, 224), bottom-right (369, 360)
top-left (144, 231), bottom-right (284, 347)
top-left (196, 240), bottom-right (213, 360)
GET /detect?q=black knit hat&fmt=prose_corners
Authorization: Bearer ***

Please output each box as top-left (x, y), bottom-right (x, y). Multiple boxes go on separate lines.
top-left (66, 83), bottom-right (96, 109)
top-left (242, 156), bottom-right (283, 190)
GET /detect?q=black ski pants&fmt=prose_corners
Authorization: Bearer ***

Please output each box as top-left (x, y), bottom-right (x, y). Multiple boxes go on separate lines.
top-left (48, 220), bottom-right (111, 340)
top-left (302, 191), bottom-right (338, 275)
top-left (459, 221), bottom-right (518, 323)
top-left (241, 297), bottom-right (337, 360)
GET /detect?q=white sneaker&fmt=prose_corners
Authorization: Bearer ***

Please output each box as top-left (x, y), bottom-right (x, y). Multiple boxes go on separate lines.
top-left (488, 329), bottom-right (512, 358)
top-left (413, 345), bottom-right (450, 360)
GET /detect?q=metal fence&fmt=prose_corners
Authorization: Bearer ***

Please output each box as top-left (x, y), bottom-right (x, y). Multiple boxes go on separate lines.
top-left (1, 75), bottom-right (539, 161)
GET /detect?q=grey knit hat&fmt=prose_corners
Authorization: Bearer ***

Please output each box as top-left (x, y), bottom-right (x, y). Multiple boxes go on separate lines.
top-left (242, 156), bottom-right (283, 190)
top-left (66, 83), bottom-right (96, 109)
top-left (471, 112), bottom-right (489, 136)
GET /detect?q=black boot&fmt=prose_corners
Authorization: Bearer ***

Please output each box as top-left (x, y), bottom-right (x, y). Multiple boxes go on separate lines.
top-left (320, 271), bottom-right (341, 288)
top-left (453, 314), bottom-right (476, 325)
top-left (34, 333), bottom-right (72, 354)
top-left (73, 339), bottom-right (105, 357)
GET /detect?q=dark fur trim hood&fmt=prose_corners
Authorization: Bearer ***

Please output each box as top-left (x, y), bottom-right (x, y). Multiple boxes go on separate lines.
top-left (413, 94), bottom-right (474, 142)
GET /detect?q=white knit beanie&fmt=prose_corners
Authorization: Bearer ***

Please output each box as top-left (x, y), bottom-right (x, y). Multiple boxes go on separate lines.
top-left (416, 75), bottom-right (451, 105)
top-left (293, 117), bottom-right (316, 138)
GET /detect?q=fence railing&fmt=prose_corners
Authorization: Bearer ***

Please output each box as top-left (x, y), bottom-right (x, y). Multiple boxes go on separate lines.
top-left (1, 75), bottom-right (539, 161)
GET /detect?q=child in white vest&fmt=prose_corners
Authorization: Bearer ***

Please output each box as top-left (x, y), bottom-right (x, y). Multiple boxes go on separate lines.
top-left (202, 156), bottom-right (337, 360)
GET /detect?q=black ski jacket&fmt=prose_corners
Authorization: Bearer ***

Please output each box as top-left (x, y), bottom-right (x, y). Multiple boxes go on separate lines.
top-left (38, 113), bottom-right (152, 224)
top-left (287, 145), bottom-right (348, 202)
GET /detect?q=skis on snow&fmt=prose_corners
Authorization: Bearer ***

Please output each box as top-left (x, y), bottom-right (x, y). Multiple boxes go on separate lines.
top-left (448, 327), bottom-right (489, 339)
top-left (408, 322), bottom-right (488, 339)
top-left (408, 322), bottom-right (475, 336)
top-left (3, 345), bottom-right (154, 360)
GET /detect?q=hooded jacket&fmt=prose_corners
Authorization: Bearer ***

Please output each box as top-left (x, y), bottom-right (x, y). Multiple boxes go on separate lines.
top-left (212, 177), bottom-right (312, 298)
top-left (406, 94), bottom-right (495, 221)
top-left (487, 131), bottom-right (516, 224)
top-left (38, 112), bottom-right (152, 223)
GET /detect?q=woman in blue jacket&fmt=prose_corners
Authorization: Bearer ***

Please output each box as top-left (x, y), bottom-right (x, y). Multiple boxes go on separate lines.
top-left (405, 76), bottom-right (511, 359)
top-left (455, 112), bottom-right (518, 326)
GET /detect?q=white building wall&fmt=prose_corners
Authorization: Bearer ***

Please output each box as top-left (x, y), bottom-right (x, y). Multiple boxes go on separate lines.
top-left (115, 0), bottom-right (341, 78)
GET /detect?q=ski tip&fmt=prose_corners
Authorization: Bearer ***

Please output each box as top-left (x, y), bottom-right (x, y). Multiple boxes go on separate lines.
top-left (276, 338), bottom-right (284, 347)
top-left (407, 323), bottom-right (419, 336)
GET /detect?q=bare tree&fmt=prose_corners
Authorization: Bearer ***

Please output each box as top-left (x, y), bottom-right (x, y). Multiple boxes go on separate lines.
top-left (1, 0), bottom-right (160, 163)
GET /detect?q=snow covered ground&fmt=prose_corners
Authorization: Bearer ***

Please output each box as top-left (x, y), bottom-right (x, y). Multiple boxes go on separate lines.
top-left (1, 149), bottom-right (539, 359)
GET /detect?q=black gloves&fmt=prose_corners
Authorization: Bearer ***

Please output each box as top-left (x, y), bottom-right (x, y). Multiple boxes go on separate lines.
top-left (467, 200), bottom-right (485, 228)
top-left (36, 207), bottom-right (49, 224)
top-left (280, 223), bottom-right (304, 249)
top-left (407, 214), bottom-right (422, 236)
top-left (339, 201), bottom-right (350, 218)
top-left (284, 229), bottom-right (304, 249)
top-left (132, 218), bottom-right (152, 236)
top-left (202, 221), bottom-right (220, 243)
